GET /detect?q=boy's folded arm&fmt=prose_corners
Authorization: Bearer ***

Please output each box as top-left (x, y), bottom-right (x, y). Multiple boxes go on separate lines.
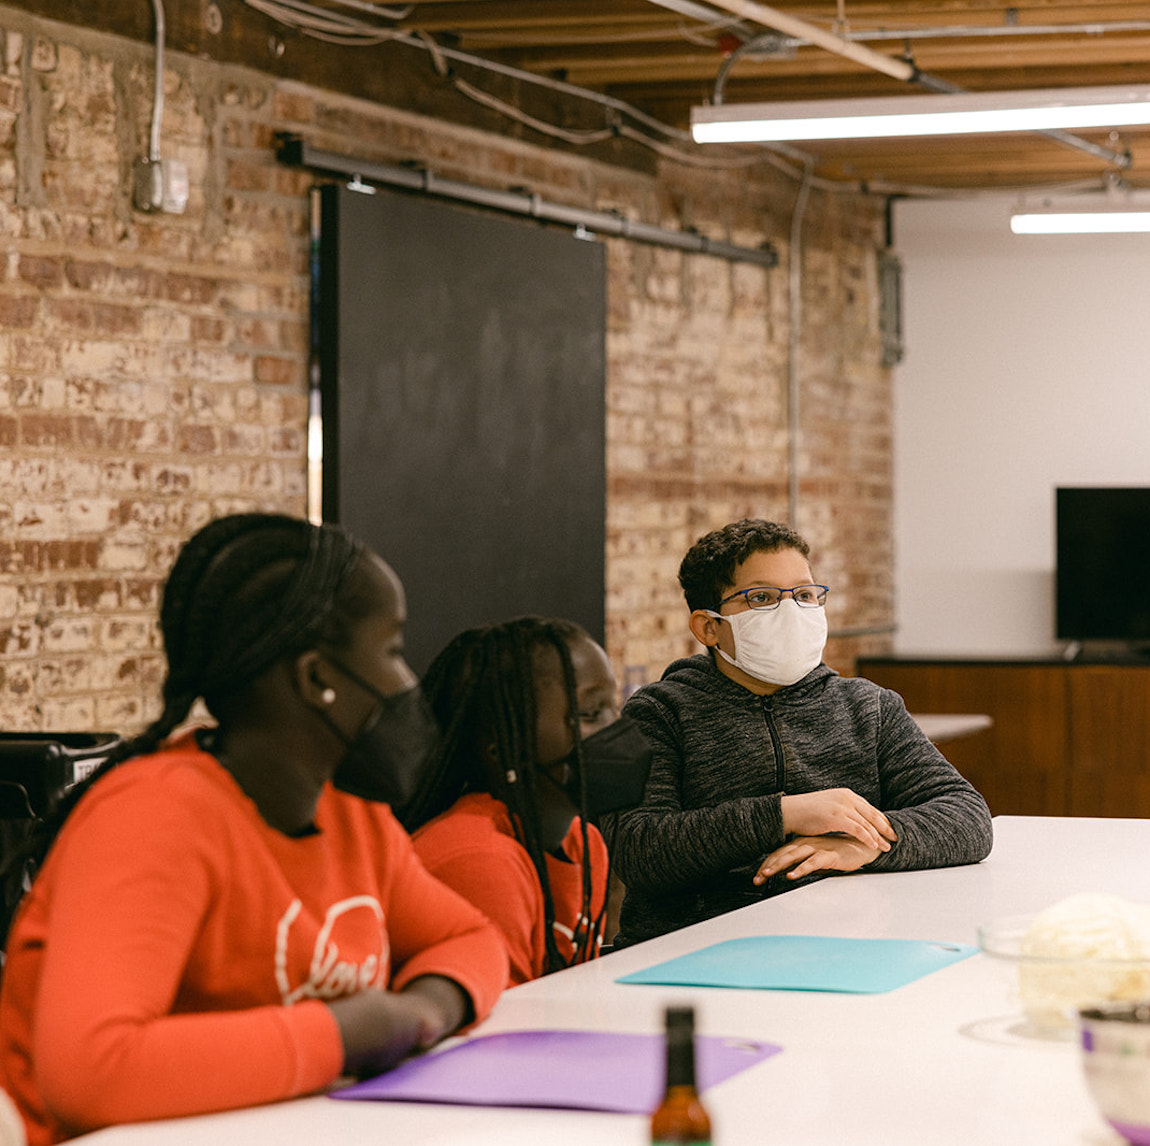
top-left (600, 693), bottom-right (787, 891)
top-left (864, 790), bottom-right (993, 873)
top-left (861, 689), bottom-right (994, 873)
top-left (602, 794), bottom-right (784, 892)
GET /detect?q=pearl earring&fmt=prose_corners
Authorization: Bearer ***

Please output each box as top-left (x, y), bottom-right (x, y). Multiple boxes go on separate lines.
top-left (321, 688), bottom-right (336, 705)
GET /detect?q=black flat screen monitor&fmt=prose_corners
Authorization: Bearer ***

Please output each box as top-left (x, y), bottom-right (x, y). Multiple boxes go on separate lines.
top-left (1056, 487), bottom-right (1150, 644)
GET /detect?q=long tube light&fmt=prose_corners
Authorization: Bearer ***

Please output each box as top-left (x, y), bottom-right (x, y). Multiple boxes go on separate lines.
top-left (1011, 206), bottom-right (1150, 234)
top-left (691, 84), bottom-right (1150, 143)
top-left (1009, 184), bottom-right (1150, 233)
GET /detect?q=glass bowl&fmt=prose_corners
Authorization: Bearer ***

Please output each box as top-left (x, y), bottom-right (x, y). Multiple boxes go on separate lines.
top-left (1080, 1001), bottom-right (1150, 1145)
top-left (978, 914), bottom-right (1150, 1039)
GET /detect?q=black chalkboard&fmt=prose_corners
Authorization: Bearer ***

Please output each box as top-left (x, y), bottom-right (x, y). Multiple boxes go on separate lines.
top-left (318, 183), bottom-right (607, 674)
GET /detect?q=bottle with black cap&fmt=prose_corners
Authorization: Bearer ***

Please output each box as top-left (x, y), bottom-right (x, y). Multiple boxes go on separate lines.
top-left (650, 1004), bottom-right (712, 1144)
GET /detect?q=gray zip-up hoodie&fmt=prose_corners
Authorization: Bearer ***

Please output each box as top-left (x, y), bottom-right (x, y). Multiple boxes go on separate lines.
top-left (600, 654), bottom-right (993, 947)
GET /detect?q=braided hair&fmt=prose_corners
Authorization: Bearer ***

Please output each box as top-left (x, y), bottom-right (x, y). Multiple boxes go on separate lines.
top-left (1, 513), bottom-right (368, 946)
top-left (405, 617), bottom-right (603, 976)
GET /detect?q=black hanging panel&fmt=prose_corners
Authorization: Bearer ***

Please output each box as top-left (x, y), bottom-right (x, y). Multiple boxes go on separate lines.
top-left (318, 183), bottom-right (607, 674)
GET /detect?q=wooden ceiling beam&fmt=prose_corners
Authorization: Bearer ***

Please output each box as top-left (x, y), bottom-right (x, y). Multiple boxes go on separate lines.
top-left (405, 0), bottom-right (1150, 39)
top-left (403, 1), bottom-right (695, 34)
top-left (491, 30), bottom-right (1150, 87)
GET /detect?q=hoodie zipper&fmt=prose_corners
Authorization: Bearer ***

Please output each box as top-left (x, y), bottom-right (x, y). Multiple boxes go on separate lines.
top-left (759, 696), bottom-right (785, 791)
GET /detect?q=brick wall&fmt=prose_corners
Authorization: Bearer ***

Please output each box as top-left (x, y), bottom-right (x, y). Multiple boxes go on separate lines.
top-left (0, 8), bottom-right (893, 734)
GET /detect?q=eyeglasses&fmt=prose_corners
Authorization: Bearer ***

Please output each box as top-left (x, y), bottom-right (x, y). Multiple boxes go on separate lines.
top-left (718, 584), bottom-right (830, 611)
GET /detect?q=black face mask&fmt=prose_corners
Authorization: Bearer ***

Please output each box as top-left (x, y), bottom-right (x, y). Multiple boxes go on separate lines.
top-left (558, 715), bottom-right (653, 818)
top-left (323, 666), bottom-right (440, 812)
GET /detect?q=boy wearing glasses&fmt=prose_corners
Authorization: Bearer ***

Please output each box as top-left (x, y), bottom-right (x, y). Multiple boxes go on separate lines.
top-left (600, 518), bottom-right (993, 947)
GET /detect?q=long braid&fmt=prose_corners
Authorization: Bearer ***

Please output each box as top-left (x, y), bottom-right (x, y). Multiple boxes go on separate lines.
top-left (1, 513), bottom-right (365, 948)
top-left (546, 626), bottom-right (600, 965)
top-left (410, 616), bottom-right (601, 976)
top-left (499, 623), bottom-right (566, 975)
top-left (400, 629), bottom-right (492, 830)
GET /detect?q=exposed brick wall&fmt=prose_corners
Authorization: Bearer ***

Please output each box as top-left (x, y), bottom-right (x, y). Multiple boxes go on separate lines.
top-left (0, 8), bottom-right (893, 734)
top-left (603, 173), bottom-right (894, 687)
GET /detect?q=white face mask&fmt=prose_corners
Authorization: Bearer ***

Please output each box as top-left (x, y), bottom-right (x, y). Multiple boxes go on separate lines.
top-left (705, 599), bottom-right (827, 687)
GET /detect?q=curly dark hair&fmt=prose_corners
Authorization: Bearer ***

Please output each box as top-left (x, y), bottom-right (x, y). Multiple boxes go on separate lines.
top-left (678, 518), bottom-right (811, 612)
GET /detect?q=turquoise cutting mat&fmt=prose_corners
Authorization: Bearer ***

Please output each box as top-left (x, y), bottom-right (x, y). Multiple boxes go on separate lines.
top-left (617, 935), bottom-right (977, 994)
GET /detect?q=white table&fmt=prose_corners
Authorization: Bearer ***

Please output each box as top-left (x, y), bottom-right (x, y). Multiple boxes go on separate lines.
top-left (911, 712), bottom-right (993, 742)
top-left (79, 816), bottom-right (1147, 1146)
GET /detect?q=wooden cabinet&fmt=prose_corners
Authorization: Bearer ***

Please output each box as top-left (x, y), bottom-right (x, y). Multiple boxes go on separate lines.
top-left (1065, 667), bottom-right (1150, 817)
top-left (857, 658), bottom-right (1150, 819)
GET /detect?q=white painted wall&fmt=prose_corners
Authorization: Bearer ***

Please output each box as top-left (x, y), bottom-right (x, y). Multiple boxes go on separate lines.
top-left (890, 196), bottom-right (1150, 656)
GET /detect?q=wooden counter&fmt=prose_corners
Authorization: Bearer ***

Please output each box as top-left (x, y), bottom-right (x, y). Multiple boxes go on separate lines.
top-left (859, 657), bottom-right (1150, 818)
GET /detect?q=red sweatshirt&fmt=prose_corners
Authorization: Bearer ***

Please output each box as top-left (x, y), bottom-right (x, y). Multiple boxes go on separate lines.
top-left (0, 735), bottom-right (507, 1144)
top-left (412, 792), bottom-right (608, 985)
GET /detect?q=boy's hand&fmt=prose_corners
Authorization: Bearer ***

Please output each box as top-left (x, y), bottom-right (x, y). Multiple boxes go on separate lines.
top-left (753, 835), bottom-right (881, 883)
top-left (780, 789), bottom-right (896, 853)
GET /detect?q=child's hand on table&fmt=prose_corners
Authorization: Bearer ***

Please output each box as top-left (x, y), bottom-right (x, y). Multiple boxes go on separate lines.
top-left (754, 835), bottom-right (885, 883)
top-left (780, 789), bottom-right (896, 853)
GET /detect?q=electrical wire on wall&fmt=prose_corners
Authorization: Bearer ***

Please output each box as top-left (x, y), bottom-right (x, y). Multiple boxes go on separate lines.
top-left (257, 0), bottom-right (908, 640)
top-left (237, 0), bottom-right (1125, 203)
top-left (132, 0), bottom-right (189, 214)
top-left (236, 0), bottom-right (854, 189)
top-left (146, 0), bottom-right (164, 163)
top-left (241, 0), bottom-right (413, 44)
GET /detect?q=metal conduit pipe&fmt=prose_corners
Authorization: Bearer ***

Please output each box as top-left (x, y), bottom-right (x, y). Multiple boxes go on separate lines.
top-left (147, 0), bottom-right (165, 161)
top-left (911, 72), bottom-right (1130, 170)
top-left (786, 159), bottom-right (813, 531)
top-left (846, 19), bottom-right (1150, 43)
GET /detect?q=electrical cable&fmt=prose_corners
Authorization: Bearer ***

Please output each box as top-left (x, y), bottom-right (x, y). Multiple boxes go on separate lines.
top-left (451, 78), bottom-right (618, 147)
top-left (148, 0), bottom-right (165, 161)
top-left (241, 0), bottom-right (406, 45)
top-left (238, 0), bottom-right (818, 171)
top-left (239, 0), bottom-right (1127, 199)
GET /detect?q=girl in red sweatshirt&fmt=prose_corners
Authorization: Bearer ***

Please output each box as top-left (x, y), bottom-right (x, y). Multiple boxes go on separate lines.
top-left (0, 514), bottom-right (507, 1144)
top-left (406, 617), bottom-right (651, 984)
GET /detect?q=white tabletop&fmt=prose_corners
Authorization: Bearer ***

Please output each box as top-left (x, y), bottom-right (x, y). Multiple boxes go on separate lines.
top-left (78, 815), bottom-right (1149, 1146)
top-left (911, 712), bottom-right (994, 742)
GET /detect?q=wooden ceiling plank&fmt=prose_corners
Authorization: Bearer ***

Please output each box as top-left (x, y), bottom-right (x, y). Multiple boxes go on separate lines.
top-left (404, 3), bottom-right (696, 33)
top-left (503, 32), bottom-right (1150, 89)
top-left (405, 0), bottom-right (1150, 41)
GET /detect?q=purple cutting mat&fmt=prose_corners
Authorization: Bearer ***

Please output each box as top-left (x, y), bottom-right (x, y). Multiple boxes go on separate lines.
top-left (330, 1029), bottom-right (781, 1113)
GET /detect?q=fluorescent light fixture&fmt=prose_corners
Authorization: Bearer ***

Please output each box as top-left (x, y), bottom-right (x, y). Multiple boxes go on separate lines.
top-left (691, 84), bottom-right (1150, 143)
top-left (1010, 190), bottom-right (1150, 234)
top-left (1011, 211), bottom-right (1150, 234)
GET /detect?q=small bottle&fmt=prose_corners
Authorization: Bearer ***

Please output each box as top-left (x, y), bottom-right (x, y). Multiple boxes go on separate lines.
top-left (651, 1005), bottom-right (712, 1144)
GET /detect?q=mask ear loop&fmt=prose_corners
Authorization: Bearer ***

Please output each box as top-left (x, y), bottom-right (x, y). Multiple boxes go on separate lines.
top-left (313, 655), bottom-right (391, 744)
top-left (703, 609), bottom-right (744, 670)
